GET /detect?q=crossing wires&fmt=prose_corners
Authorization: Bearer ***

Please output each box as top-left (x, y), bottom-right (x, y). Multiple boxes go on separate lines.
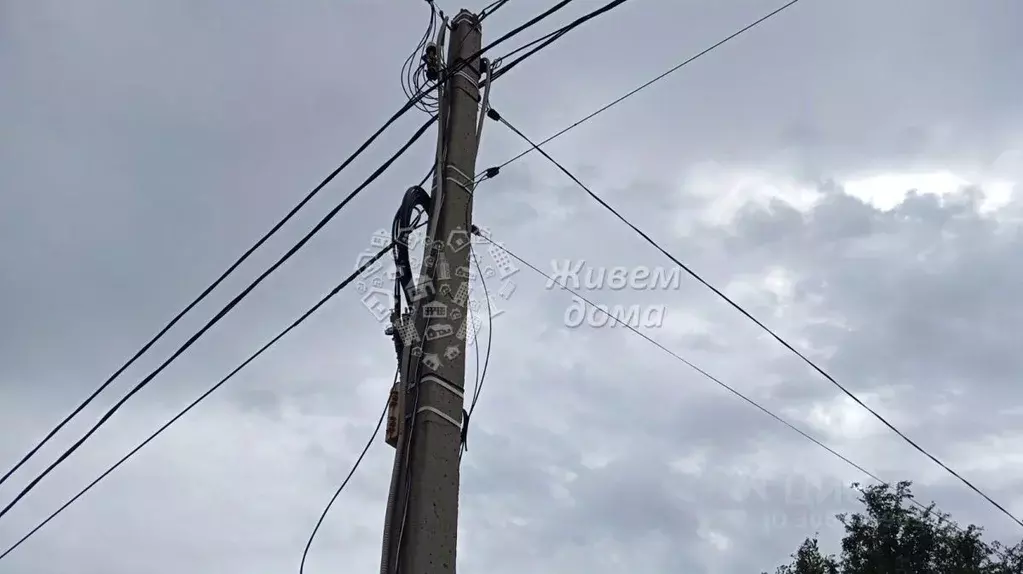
top-left (0, 0), bottom-right (597, 517)
top-left (402, 0), bottom-right (443, 113)
top-left (490, 0), bottom-right (804, 171)
top-left (473, 230), bottom-right (1018, 561)
top-left (0, 240), bottom-right (405, 561)
top-left (0, 116), bottom-right (438, 523)
top-left (489, 108), bottom-right (1023, 530)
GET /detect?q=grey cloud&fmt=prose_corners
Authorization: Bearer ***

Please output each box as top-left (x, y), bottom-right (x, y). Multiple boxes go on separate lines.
top-left (5, 0), bottom-right (1023, 573)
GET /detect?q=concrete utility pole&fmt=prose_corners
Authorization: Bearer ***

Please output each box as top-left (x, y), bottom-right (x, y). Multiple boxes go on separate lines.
top-left (381, 9), bottom-right (482, 574)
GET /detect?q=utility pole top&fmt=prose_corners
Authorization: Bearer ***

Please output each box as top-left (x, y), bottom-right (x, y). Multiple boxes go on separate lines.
top-left (452, 9), bottom-right (479, 27)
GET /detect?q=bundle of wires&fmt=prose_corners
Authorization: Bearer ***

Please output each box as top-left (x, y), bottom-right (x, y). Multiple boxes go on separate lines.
top-left (401, 1), bottom-right (442, 114)
top-left (390, 184), bottom-right (431, 314)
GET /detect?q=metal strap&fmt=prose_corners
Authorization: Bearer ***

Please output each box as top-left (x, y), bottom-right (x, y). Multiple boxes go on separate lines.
top-left (416, 406), bottom-right (462, 429)
top-left (453, 68), bottom-right (479, 88)
top-left (447, 164), bottom-right (473, 182)
top-left (445, 176), bottom-right (473, 196)
top-left (445, 165), bottom-right (475, 196)
top-left (421, 373), bottom-right (464, 399)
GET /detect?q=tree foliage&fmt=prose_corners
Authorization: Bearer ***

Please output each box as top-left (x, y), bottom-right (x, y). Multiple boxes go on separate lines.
top-left (764, 481), bottom-right (1023, 574)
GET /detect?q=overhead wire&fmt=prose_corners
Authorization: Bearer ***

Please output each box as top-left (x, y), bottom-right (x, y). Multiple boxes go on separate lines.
top-left (458, 243), bottom-right (494, 462)
top-left (468, 246), bottom-right (493, 421)
top-left (0, 101), bottom-right (424, 494)
top-left (488, 27), bottom-right (568, 76)
top-left (448, 0), bottom-right (586, 77)
top-left (0, 116), bottom-right (438, 522)
top-left (488, 0), bottom-right (804, 172)
top-left (401, 1), bottom-right (441, 113)
top-left (489, 110), bottom-right (1023, 530)
top-left (0, 0), bottom-right (586, 492)
top-left (486, 0), bottom-right (634, 85)
top-left (0, 239), bottom-right (404, 561)
top-left (299, 373), bottom-right (394, 574)
top-left (479, 0), bottom-right (512, 22)
top-left (389, 0), bottom-right (595, 322)
top-left (473, 230), bottom-right (1017, 560)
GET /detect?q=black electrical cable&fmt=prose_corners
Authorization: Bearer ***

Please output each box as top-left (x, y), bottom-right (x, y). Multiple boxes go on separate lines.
top-left (473, 230), bottom-right (1016, 558)
top-left (0, 89), bottom-right (446, 496)
top-left (489, 29), bottom-right (567, 82)
top-left (487, 0), bottom-right (633, 85)
top-left (489, 27), bottom-right (567, 71)
top-left (491, 0), bottom-right (805, 172)
top-left (299, 375), bottom-right (393, 574)
top-left (0, 241), bottom-right (399, 561)
top-left (350, 6), bottom-right (605, 569)
top-left (468, 247), bottom-right (493, 419)
top-left (0, 116), bottom-right (437, 523)
top-left (0, 0), bottom-right (577, 491)
top-left (400, 0), bottom-right (586, 113)
top-left (403, 1), bottom-right (440, 112)
top-left (418, 165), bottom-right (435, 188)
top-left (388, 205), bottom-right (428, 338)
top-left (479, 0), bottom-right (512, 22)
top-left (392, 186), bottom-right (432, 306)
top-left (474, 0), bottom-right (580, 63)
top-left (459, 244), bottom-right (494, 461)
top-left (492, 111), bottom-right (1023, 531)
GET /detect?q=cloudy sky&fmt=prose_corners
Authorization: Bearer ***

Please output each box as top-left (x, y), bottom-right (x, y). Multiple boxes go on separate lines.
top-left (3, 0), bottom-right (1023, 572)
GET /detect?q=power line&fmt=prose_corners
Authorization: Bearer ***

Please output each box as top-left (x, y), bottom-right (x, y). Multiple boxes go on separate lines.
top-left (299, 375), bottom-right (393, 574)
top-left (1, 75), bottom-right (431, 493)
top-left (0, 0), bottom-right (583, 492)
top-left (490, 111), bottom-right (1023, 530)
top-left (491, 0), bottom-right (804, 172)
top-left (476, 0), bottom-right (634, 88)
top-left (0, 117), bottom-right (437, 523)
top-left (489, 29), bottom-right (568, 81)
top-left (401, 1), bottom-right (441, 113)
top-left (468, 246), bottom-right (494, 420)
top-left (0, 111), bottom-right (420, 494)
top-left (472, 230), bottom-right (1017, 557)
top-left (472, 231), bottom-right (880, 484)
top-left (0, 241), bottom-right (399, 561)
top-left (459, 244), bottom-right (495, 461)
top-left (490, 27), bottom-right (567, 69)
top-left (485, 0), bottom-right (635, 86)
top-left (479, 0), bottom-right (512, 22)
top-left (471, 0), bottom-right (580, 64)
